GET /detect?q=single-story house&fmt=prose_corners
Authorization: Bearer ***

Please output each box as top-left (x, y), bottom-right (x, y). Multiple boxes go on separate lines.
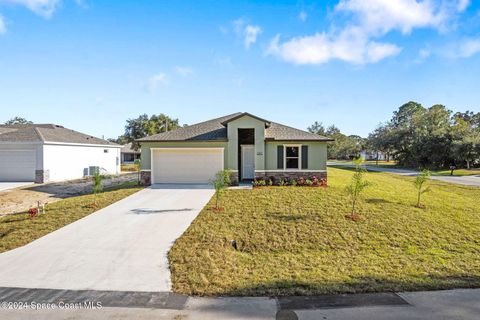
top-left (137, 112), bottom-right (333, 185)
top-left (359, 150), bottom-right (390, 161)
top-left (0, 124), bottom-right (121, 183)
top-left (121, 143), bottom-right (141, 164)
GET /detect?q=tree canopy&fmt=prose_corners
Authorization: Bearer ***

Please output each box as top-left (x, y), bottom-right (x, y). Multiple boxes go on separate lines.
top-left (111, 114), bottom-right (180, 149)
top-left (4, 117), bottom-right (32, 125)
top-left (367, 102), bottom-right (480, 169)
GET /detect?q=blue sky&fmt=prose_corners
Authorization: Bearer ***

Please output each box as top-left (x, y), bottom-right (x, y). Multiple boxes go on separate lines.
top-left (0, 0), bottom-right (479, 139)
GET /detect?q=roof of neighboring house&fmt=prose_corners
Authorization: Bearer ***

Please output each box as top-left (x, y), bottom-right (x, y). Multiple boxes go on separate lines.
top-left (121, 142), bottom-right (141, 153)
top-left (137, 112), bottom-right (333, 142)
top-left (0, 124), bottom-right (119, 146)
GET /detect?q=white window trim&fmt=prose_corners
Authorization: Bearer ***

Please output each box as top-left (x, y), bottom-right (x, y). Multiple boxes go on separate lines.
top-left (283, 144), bottom-right (302, 170)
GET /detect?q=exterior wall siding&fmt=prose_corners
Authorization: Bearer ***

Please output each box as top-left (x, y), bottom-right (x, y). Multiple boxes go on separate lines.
top-left (264, 141), bottom-right (327, 171)
top-left (226, 115), bottom-right (266, 171)
top-left (43, 144), bottom-right (120, 182)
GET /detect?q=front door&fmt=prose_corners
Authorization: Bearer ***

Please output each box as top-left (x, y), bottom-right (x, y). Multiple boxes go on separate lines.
top-left (241, 145), bottom-right (255, 180)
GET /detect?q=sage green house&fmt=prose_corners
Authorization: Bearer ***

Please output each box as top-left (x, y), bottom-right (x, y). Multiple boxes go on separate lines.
top-left (137, 112), bottom-right (332, 185)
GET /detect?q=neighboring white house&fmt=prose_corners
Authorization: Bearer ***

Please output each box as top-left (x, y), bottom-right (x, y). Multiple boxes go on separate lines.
top-left (120, 142), bottom-right (141, 164)
top-left (0, 124), bottom-right (121, 183)
top-left (360, 150), bottom-right (389, 161)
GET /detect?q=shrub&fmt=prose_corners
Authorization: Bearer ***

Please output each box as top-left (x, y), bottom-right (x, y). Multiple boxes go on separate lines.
top-left (211, 170), bottom-right (231, 210)
top-left (305, 179), bottom-right (313, 186)
top-left (253, 179), bottom-right (266, 187)
top-left (92, 169), bottom-right (103, 206)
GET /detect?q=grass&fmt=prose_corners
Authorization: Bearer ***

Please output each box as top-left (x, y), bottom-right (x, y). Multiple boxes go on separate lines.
top-left (0, 182), bottom-right (143, 253)
top-left (433, 168), bottom-right (480, 176)
top-left (169, 167), bottom-right (480, 296)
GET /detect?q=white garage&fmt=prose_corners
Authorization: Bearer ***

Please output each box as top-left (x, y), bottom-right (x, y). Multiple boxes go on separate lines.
top-left (151, 148), bottom-right (224, 184)
top-left (0, 149), bottom-right (36, 182)
top-left (0, 124), bottom-right (121, 183)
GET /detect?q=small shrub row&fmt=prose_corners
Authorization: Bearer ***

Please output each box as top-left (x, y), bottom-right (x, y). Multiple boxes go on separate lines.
top-left (253, 176), bottom-right (327, 187)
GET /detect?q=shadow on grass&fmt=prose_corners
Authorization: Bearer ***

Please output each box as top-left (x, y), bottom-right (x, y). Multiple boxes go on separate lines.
top-left (266, 213), bottom-right (308, 222)
top-left (365, 198), bottom-right (393, 204)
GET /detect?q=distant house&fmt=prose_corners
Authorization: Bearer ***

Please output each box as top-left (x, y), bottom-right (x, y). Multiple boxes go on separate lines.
top-left (137, 112), bottom-right (333, 185)
top-left (121, 143), bottom-right (141, 164)
top-left (360, 150), bottom-right (389, 161)
top-left (0, 124), bottom-right (121, 183)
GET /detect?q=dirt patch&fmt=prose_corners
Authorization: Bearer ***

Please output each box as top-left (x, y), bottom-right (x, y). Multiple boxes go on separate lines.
top-left (0, 173), bottom-right (138, 215)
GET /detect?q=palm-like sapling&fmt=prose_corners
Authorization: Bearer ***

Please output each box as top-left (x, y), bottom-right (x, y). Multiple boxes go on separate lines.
top-left (345, 157), bottom-right (370, 219)
top-left (414, 169), bottom-right (431, 208)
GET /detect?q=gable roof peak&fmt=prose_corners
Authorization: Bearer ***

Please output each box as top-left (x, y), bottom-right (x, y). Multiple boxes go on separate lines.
top-left (220, 112), bottom-right (271, 127)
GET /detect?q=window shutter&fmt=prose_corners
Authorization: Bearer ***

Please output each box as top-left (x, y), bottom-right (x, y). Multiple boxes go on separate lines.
top-left (301, 145), bottom-right (308, 169)
top-left (277, 146), bottom-right (284, 169)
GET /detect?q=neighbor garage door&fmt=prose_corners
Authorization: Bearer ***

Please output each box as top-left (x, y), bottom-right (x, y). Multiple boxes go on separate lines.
top-left (0, 149), bottom-right (36, 182)
top-left (152, 148), bottom-right (224, 184)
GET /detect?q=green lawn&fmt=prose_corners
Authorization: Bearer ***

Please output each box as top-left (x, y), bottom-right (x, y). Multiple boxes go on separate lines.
top-left (169, 167), bottom-right (480, 296)
top-left (433, 169), bottom-right (480, 176)
top-left (0, 182), bottom-right (143, 253)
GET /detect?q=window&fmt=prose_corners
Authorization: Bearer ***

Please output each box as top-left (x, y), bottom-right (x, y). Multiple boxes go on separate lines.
top-left (285, 146), bottom-right (300, 169)
top-left (124, 153), bottom-right (135, 162)
top-left (104, 149), bottom-right (109, 153)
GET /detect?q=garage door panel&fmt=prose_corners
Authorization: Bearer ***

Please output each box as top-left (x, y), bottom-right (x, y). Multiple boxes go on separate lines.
top-left (0, 150), bottom-right (36, 182)
top-left (152, 148), bottom-right (223, 184)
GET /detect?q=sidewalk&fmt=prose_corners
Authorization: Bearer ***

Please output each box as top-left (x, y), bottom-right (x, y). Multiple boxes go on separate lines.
top-left (0, 287), bottom-right (479, 319)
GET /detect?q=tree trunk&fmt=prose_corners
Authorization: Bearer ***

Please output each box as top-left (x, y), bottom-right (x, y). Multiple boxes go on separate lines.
top-left (467, 160), bottom-right (471, 170)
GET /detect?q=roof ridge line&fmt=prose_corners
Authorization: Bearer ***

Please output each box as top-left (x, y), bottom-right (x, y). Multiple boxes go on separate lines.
top-left (33, 127), bottom-right (46, 142)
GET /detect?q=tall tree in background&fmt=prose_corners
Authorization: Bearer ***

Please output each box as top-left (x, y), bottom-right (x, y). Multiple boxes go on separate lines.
top-left (4, 117), bottom-right (32, 125)
top-left (121, 114), bottom-right (180, 149)
top-left (308, 123), bottom-right (365, 159)
top-left (367, 124), bottom-right (394, 162)
top-left (367, 102), bottom-right (480, 169)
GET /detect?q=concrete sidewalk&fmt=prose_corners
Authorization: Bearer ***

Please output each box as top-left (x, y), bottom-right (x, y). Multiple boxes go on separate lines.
top-left (0, 288), bottom-right (478, 319)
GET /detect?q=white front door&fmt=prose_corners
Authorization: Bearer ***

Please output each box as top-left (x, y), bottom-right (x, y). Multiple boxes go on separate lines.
top-left (241, 145), bottom-right (255, 180)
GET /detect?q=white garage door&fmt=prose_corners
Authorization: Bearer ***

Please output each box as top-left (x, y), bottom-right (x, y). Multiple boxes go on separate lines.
top-left (0, 149), bottom-right (36, 182)
top-left (152, 148), bottom-right (224, 184)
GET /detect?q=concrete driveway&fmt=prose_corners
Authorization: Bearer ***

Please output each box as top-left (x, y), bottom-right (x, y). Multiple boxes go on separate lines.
top-left (0, 184), bottom-right (214, 292)
top-left (0, 182), bottom-right (33, 192)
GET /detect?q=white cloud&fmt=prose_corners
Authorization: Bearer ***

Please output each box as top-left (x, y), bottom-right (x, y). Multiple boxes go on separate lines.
top-left (175, 66), bottom-right (193, 77)
top-left (419, 48), bottom-right (431, 59)
top-left (244, 25), bottom-right (261, 49)
top-left (233, 18), bottom-right (262, 49)
top-left (1, 0), bottom-right (61, 18)
top-left (146, 73), bottom-right (168, 92)
top-left (266, 28), bottom-right (401, 65)
top-left (334, 0), bottom-right (451, 35)
top-left (0, 14), bottom-right (5, 34)
top-left (266, 0), bottom-right (467, 65)
top-left (457, 0), bottom-right (470, 12)
top-left (299, 10), bottom-right (307, 22)
top-left (456, 38), bottom-right (480, 58)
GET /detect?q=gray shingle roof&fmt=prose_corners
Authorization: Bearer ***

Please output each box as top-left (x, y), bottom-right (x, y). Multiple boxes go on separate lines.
top-left (0, 124), bottom-right (118, 146)
top-left (138, 112), bottom-right (333, 142)
top-left (121, 142), bottom-right (141, 153)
